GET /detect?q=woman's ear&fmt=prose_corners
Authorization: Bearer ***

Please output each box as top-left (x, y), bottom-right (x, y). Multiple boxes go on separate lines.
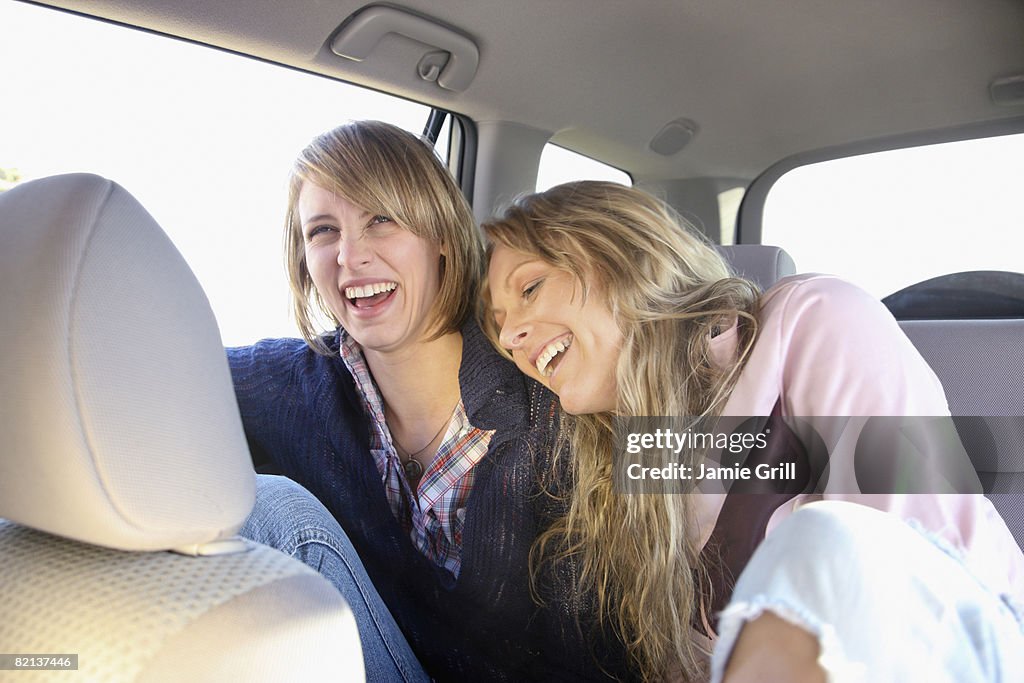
top-left (437, 241), bottom-right (449, 277)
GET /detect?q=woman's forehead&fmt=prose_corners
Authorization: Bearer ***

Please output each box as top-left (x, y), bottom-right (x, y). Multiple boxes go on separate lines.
top-left (487, 245), bottom-right (542, 284)
top-left (297, 182), bottom-right (372, 218)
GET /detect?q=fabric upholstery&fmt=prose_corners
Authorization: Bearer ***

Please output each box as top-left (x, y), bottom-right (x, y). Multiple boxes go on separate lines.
top-left (900, 318), bottom-right (1024, 548)
top-left (0, 173), bottom-right (253, 551)
top-left (0, 521), bottom-right (362, 682)
top-left (716, 244), bottom-right (797, 290)
top-left (0, 173), bottom-right (364, 682)
top-left (898, 319), bottom-right (1024, 418)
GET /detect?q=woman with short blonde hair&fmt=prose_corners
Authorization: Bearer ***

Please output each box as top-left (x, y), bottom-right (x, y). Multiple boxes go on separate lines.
top-left (284, 120), bottom-right (481, 354)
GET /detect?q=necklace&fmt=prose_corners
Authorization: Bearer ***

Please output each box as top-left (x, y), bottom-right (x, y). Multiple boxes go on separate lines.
top-left (389, 400), bottom-right (460, 481)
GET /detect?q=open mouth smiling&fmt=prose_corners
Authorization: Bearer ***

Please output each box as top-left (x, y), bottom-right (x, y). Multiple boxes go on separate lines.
top-left (533, 334), bottom-right (573, 377)
top-left (345, 281), bottom-right (397, 309)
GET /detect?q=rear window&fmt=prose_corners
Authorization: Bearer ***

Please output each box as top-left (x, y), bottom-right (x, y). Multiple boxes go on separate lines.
top-left (536, 144), bottom-right (631, 191)
top-left (761, 133), bottom-right (1024, 297)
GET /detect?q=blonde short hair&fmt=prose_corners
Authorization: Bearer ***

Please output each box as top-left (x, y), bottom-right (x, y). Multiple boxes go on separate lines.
top-left (285, 121), bottom-right (482, 354)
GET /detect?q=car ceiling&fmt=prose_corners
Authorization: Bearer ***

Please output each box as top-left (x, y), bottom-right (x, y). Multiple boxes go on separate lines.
top-left (26, 0), bottom-right (1024, 183)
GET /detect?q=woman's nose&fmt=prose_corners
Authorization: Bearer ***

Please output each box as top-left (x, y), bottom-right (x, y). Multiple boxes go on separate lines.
top-left (336, 236), bottom-right (371, 269)
top-left (499, 317), bottom-right (530, 350)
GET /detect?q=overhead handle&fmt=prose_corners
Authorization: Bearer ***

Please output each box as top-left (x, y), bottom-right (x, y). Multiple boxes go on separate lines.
top-left (331, 5), bottom-right (479, 92)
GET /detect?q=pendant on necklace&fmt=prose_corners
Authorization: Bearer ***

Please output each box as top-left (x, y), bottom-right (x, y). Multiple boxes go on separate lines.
top-left (403, 459), bottom-right (424, 480)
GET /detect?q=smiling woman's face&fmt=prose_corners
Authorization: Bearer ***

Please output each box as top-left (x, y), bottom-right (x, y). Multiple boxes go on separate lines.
top-left (300, 181), bottom-right (443, 355)
top-left (487, 243), bottom-right (622, 415)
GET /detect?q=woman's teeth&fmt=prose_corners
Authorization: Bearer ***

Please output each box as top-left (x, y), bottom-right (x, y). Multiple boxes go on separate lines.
top-left (536, 335), bottom-right (573, 377)
top-left (345, 282), bottom-right (397, 301)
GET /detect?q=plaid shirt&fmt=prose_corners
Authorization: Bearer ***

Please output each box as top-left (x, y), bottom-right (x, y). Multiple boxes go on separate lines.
top-left (340, 333), bottom-right (493, 578)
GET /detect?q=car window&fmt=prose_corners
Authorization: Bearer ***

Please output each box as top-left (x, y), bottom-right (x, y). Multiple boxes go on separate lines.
top-left (0, 1), bottom-right (436, 345)
top-left (718, 187), bottom-right (745, 245)
top-left (433, 115), bottom-right (453, 162)
top-left (761, 133), bottom-right (1024, 298)
top-left (536, 144), bottom-right (631, 191)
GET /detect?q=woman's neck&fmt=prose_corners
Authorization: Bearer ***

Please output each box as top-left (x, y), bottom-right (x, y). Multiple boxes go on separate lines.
top-left (363, 331), bottom-right (464, 449)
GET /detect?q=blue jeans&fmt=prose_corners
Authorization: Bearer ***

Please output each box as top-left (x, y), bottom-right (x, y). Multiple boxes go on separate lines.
top-left (239, 475), bottom-right (430, 683)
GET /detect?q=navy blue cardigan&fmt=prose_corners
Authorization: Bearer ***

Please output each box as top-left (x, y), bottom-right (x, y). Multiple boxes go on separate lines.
top-left (227, 321), bottom-right (632, 681)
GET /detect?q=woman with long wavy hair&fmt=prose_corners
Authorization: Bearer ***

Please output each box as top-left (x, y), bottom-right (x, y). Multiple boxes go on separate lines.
top-left (483, 180), bottom-right (1024, 682)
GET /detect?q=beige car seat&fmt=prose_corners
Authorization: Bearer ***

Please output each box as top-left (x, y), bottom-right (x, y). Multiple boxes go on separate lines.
top-left (0, 173), bottom-right (364, 682)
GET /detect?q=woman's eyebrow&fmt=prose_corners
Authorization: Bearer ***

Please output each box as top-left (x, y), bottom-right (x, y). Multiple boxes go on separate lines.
top-left (504, 260), bottom-right (536, 289)
top-left (301, 213), bottom-right (334, 227)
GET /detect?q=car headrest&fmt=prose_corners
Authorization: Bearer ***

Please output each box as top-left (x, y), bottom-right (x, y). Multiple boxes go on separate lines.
top-left (715, 244), bottom-right (797, 290)
top-left (0, 173), bottom-right (255, 552)
top-left (883, 270), bottom-right (1024, 320)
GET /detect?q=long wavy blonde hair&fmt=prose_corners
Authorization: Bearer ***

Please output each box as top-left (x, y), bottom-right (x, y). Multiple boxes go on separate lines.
top-left (481, 181), bottom-right (760, 682)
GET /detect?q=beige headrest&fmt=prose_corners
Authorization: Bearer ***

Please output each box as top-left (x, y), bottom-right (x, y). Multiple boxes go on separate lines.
top-left (716, 244), bottom-right (797, 290)
top-left (0, 174), bottom-right (255, 551)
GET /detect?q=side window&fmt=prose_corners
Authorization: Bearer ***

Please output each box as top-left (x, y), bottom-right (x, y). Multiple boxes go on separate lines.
top-left (0, 2), bottom-right (439, 345)
top-left (536, 144), bottom-right (631, 191)
top-left (718, 187), bottom-right (745, 245)
top-left (761, 133), bottom-right (1024, 297)
top-left (433, 115), bottom-right (453, 163)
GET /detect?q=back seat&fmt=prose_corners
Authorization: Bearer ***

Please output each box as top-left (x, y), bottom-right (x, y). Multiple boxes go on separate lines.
top-left (897, 321), bottom-right (1024, 550)
top-left (718, 248), bottom-right (1024, 549)
top-left (716, 244), bottom-right (796, 290)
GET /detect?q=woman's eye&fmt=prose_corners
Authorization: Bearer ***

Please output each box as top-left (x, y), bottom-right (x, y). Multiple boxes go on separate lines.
top-left (362, 215), bottom-right (394, 235)
top-left (306, 225), bottom-right (334, 240)
top-left (522, 279), bottom-right (544, 299)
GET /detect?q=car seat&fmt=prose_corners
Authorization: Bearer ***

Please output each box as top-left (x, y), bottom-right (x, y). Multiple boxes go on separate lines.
top-left (0, 173), bottom-right (364, 682)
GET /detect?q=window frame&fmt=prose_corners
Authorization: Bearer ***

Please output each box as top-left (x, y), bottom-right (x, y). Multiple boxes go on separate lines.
top-left (536, 142), bottom-right (633, 192)
top-left (737, 116), bottom-right (1024, 245)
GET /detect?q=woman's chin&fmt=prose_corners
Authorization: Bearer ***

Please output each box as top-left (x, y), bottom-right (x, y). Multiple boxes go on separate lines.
top-left (522, 364), bottom-right (615, 415)
top-left (556, 391), bottom-right (610, 416)
top-left (558, 399), bottom-right (583, 416)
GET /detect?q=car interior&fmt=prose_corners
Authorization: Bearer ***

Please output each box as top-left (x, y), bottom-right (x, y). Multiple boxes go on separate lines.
top-left (0, 173), bottom-right (364, 682)
top-left (1, 0), bottom-right (1023, 679)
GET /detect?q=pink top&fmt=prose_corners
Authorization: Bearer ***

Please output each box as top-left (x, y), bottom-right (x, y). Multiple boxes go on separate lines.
top-left (700, 274), bottom-right (1024, 601)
